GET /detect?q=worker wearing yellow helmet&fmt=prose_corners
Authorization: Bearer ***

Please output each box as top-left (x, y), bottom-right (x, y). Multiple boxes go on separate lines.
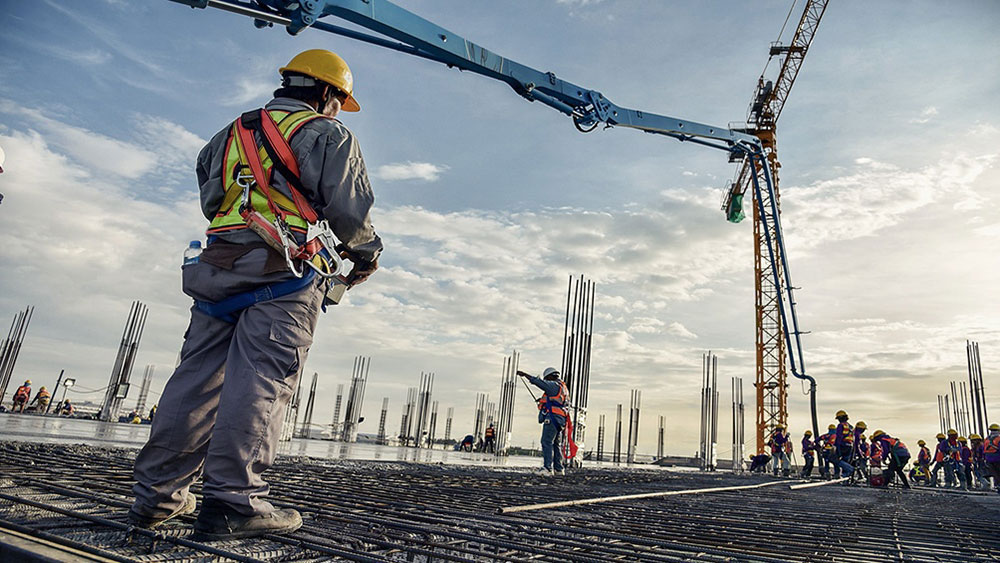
top-left (968, 434), bottom-right (988, 490)
top-left (831, 410), bottom-right (854, 480)
top-left (870, 430), bottom-right (911, 489)
top-left (30, 386), bottom-right (51, 411)
top-left (12, 380), bottom-right (32, 413)
top-left (817, 423), bottom-right (837, 478)
top-left (916, 439), bottom-right (932, 483)
top-left (985, 423), bottom-right (1000, 493)
top-left (800, 429), bottom-right (817, 478)
top-left (130, 49), bottom-right (383, 540)
top-left (767, 423), bottom-right (791, 477)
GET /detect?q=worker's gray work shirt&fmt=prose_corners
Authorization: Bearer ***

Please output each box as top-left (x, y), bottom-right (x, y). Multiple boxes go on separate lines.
top-left (196, 97), bottom-right (383, 263)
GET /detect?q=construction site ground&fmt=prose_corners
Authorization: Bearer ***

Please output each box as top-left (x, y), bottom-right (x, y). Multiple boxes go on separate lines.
top-left (0, 442), bottom-right (997, 562)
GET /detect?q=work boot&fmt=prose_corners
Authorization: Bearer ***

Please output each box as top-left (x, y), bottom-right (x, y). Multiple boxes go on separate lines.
top-left (127, 494), bottom-right (197, 529)
top-left (193, 499), bottom-right (302, 540)
top-left (537, 467), bottom-right (554, 476)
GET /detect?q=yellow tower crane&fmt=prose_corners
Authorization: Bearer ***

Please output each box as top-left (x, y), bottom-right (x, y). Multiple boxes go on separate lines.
top-left (721, 0), bottom-right (830, 453)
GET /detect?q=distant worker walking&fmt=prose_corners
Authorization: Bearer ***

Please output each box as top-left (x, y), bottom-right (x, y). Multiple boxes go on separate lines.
top-left (768, 424), bottom-right (790, 477)
top-left (129, 49), bottom-right (382, 540)
top-left (517, 368), bottom-right (568, 476)
top-left (800, 430), bottom-right (815, 477)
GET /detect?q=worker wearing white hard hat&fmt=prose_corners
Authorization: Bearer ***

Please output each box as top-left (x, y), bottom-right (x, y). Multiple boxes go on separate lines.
top-left (517, 367), bottom-right (570, 475)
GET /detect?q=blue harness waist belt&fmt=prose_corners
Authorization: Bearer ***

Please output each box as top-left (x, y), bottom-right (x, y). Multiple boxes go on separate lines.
top-left (194, 268), bottom-right (317, 323)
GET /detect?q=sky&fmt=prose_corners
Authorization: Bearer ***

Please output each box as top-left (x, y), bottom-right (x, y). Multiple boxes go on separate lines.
top-left (0, 0), bottom-right (998, 458)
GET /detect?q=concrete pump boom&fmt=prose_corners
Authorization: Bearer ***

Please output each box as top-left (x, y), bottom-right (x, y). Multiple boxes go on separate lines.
top-left (166, 0), bottom-right (820, 445)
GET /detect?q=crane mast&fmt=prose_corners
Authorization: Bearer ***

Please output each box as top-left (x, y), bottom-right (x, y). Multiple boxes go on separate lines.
top-left (722, 0), bottom-right (830, 453)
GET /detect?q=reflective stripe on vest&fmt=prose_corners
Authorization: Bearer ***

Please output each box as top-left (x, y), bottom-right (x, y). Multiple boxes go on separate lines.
top-left (984, 435), bottom-right (1000, 455)
top-left (207, 110), bottom-right (323, 235)
top-left (538, 382), bottom-right (569, 418)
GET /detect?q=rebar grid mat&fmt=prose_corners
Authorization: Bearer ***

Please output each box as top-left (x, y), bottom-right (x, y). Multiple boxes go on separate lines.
top-left (1, 442), bottom-right (998, 562)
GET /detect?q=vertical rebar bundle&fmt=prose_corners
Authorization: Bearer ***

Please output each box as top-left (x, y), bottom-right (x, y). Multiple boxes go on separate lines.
top-left (299, 372), bottom-right (318, 438)
top-left (495, 352), bottom-right (519, 456)
top-left (473, 393), bottom-right (488, 441)
top-left (626, 389), bottom-right (641, 464)
top-left (613, 404), bottom-right (622, 464)
top-left (135, 365), bottom-right (154, 416)
top-left (0, 306), bottom-right (33, 404)
top-left (428, 401), bottom-right (439, 448)
top-left (281, 379), bottom-right (301, 441)
top-left (967, 340), bottom-right (989, 436)
top-left (100, 301), bottom-right (148, 422)
top-left (732, 376), bottom-right (746, 472)
top-left (444, 406), bottom-right (454, 443)
top-left (377, 397), bottom-right (389, 445)
top-left (560, 275), bottom-right (595, 460)
top-left (597, 414), bottom-right (606, 462)
top-left (413, 372), bottom-right (434, 448)
top-left (399, 387), bottom-right (416, 446)
top-left (331, 383), bottom-right (345, 441)
top-left (341, 356), bottom-right (369, 443)
top-left (657, 415), bottom-right (665, 460)
top-left (699, 352), bottom-right (720, 471)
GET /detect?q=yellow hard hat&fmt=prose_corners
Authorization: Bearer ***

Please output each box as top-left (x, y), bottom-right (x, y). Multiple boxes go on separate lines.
top-left (835, 410), bottom-right (847, 419)
top-left (871, 430), bottom-right (885, 439)
top-left (24, 380), bottom-right (31, 385)
top-left (936, 433), bottom-right (946, 440)
top-left (947, 428), bottom-right (958, 436)
top-left (804, 430), bottom-right (812, 436)
top-left (828, 424), bottom-right (836, 430)
top-left (775, 423), bottom-right (785, 430)
top-left (970, 434), bottom-right (982, 441)
top-left (39, 386), bottom-right (46, 391)
top-left (280, 49), bottom-right (360, 112)
top-left (856, 421), bottom-right (867, 430)
top-left (958, 436), bottom-right (967, 443)
top-left (990, 423), bottom-right (1000, 431)
top-left (918, 440), bottom-right (926, 446)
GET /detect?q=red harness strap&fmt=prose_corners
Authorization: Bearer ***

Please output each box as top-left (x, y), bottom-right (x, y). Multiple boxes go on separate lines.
top-left (233, 109), bottom-right (324, 260)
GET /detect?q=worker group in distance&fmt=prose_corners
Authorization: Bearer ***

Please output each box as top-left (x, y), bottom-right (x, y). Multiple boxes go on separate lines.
top-left (749, 410), bottom-right (1000, 493)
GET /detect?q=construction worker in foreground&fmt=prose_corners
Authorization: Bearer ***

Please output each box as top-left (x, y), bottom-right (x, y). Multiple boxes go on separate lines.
top-left (12, 380), bottom-right (31, 413)
top-left (800, 430), bottom-right (815, 477)
top-left (984, 423), bottom-right (1000, 494)
top-left (871, 430), bottom-right (910, 489)
top-left (831, 410), bottom-right (854, 479)
top-left (130, 50), bottom-right (382, 540)
top-left (517, 368), bottom-right (568, 475)
top-left (30, 386), bottom-right (51, 413)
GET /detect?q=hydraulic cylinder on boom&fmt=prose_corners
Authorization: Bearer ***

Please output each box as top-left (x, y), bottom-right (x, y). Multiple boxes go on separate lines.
top-left (166, 0), bottom-right (819, 442)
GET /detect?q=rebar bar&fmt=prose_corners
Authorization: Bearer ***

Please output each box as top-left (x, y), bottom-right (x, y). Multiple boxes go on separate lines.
top-left (100, 301), bottom-right (148, 422)
top-left (0, 306), bottom-right (33, 404)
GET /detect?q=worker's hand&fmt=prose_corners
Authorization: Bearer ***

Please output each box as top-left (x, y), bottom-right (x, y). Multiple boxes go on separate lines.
top-left (345, 255), bottom-right (378, 288)
top-left (516, 370), bottom-right (530, 378)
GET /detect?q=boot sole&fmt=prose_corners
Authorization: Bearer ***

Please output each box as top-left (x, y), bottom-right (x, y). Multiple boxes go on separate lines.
top-left (193, 520), bottom-right (302, 541)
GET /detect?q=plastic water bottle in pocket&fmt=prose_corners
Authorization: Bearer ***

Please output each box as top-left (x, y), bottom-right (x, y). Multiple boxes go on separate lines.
top-left (182, 240), bottom-right (202, 267)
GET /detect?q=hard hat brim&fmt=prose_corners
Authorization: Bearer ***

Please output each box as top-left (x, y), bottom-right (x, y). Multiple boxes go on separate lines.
top-left (342, 95), bottom-right (360, 112)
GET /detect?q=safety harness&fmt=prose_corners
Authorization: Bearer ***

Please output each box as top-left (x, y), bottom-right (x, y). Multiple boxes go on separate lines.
top-left (195, 108), bottom-right (349, 323)
top-left (537, 381), bottom-right (569, 423)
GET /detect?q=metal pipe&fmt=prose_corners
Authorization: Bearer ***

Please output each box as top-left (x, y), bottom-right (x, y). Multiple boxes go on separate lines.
top-left (497, 480), bottom-right (790, 514)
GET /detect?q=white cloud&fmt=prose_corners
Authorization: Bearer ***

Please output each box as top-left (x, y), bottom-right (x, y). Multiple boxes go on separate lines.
top-left (666, 322), bottom-right (697, 339)
top-left (373, 161), bottom-right (450, 182)
top-left (909, 106), bottom-right (939, 124)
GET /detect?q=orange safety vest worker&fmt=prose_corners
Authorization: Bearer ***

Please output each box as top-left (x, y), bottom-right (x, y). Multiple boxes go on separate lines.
top-left (484, 426), bottom-right (496, 439)
top-left (537, 381), bottom-right (569, 420)
top-left (14, 385), bottom-right (30, 402)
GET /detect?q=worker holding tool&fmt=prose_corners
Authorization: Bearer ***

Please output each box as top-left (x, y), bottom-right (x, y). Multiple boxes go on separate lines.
top-left (958, 436), bottom-right (973, 489)
top-left (871, 430), bottom-right (910, 489)
top-left (946, 429), bottom-right (968, 490)
top-left (831, 410), bottom-right (854, 479)
top-left (130, 49), bottom-right (382, 540)
top-left (30, 386), bottom-right (51, 412)
top-left (930, 432), bottom-right (954, 488)
top-left (11, 380), bottom-right (31, 413)
top-left (984, 423), bottom-right (1000, 493)
top-left (850, 422), bottom-right (869, 482)
top-left (517, 368), bottom-right (569, 475)
top-left (800, 430), bottom-right (815, 477)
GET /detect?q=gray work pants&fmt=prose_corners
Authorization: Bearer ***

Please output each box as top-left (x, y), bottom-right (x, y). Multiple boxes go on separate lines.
top-left (131, 248), bottom-right (323, 518)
